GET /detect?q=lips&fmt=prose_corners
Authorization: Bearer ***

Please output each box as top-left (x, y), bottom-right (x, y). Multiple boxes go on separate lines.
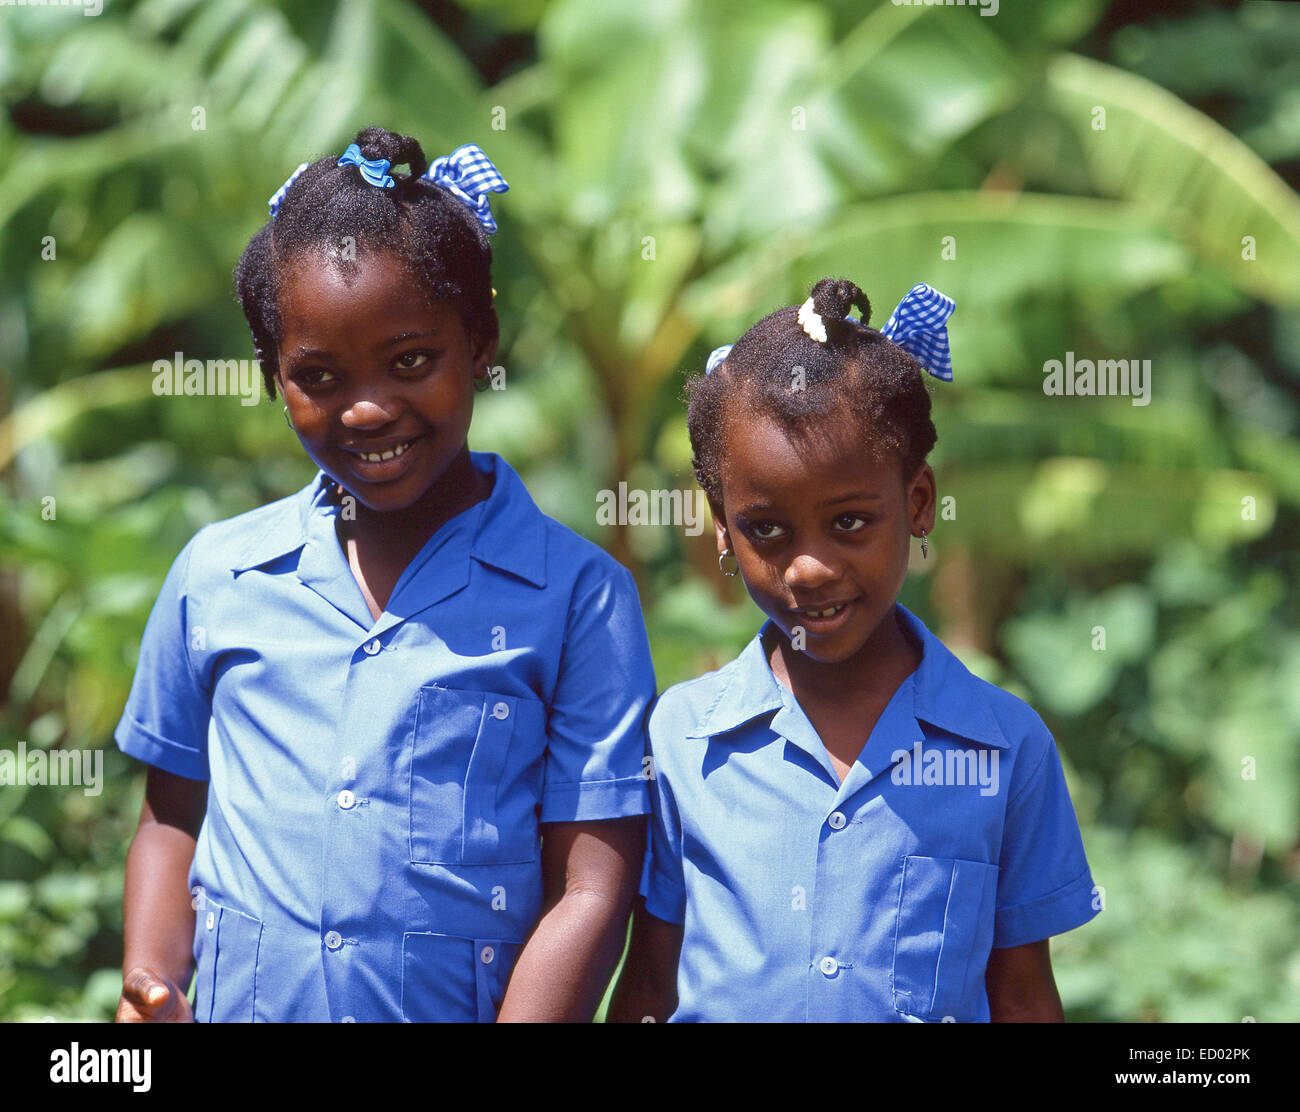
top-left (338, 434), bottom-right (424, 481)
top-left (788, 598), bottom-right (857, 633)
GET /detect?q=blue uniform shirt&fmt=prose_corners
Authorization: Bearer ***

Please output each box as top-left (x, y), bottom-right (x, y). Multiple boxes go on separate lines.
top-left (115, 451), bottom-right (654, 1022)
top-left (642, 603), bottom-right (1099, 1022)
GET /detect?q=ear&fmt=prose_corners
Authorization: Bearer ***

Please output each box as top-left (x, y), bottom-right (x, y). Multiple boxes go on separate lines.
top-left (469, 310), bottom-right (499, 372)
top-left (908, 464), bottom-right (937, 536)
top-left (708, 495), bottom-right (731, 554)
top-left (471, 330), bottom-right (498, 372)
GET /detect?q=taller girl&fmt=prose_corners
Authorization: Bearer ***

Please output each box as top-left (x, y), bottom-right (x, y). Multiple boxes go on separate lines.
top-left (114, 127), bottom-right (654, 1022)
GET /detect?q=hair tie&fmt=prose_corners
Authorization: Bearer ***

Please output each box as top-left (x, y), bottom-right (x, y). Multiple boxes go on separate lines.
top-left (337, 143), bottom-right (396, 190)
top-left (267, 161), bottom-right (309, 219)
top-left (797, 298), bottom-right (827, 343)
top-left (705, 344), bottom-right (733, 375)
top-left (424, 143), bottom-right (509, 235)
top-left (881, 282), bottom-right (955, 381)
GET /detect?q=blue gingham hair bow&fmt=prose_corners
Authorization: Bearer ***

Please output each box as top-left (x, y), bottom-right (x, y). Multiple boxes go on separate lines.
top-left (425, 144), bottom-right (509, 235)
top-left (880, 282), bottom-right (955, 382)
top-left (337, 143), bottom-right (396, 190)
top-left (267, 161), bottom-right (309, 218)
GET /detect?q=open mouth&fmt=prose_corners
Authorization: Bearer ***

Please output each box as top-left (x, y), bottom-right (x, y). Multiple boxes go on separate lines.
top-left (345, 438), bottom-right (418, 463)
top-left (789, 599), bottom-right (856, 631)
top-left (795, 603), bottom-right (848, 619)
top-left (339, 435), bottom-right (424, 480)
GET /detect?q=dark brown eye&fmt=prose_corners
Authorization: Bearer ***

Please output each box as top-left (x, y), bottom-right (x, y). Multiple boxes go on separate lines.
top-left (395, 351), bottom-right (433, 370)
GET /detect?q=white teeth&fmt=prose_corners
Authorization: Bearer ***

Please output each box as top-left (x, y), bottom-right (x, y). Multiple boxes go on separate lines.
top-left (803, 604), bottom-right (845, 618)
top-left (357, 440), bottom-right (412, 463)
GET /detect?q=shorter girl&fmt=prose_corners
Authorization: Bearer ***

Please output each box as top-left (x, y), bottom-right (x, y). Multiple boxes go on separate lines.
top-left (611, 277), bottom-right (1099, 1022)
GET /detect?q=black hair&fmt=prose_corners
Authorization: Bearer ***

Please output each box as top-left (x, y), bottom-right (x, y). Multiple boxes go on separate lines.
top-left (234, 126), bottom-right (497, 399)
top-left (686, 277), bottom-right (937, 504)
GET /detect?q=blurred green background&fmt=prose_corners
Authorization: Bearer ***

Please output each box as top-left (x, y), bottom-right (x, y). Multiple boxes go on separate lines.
top-left (1, 0), bottom-right (1298, 1022)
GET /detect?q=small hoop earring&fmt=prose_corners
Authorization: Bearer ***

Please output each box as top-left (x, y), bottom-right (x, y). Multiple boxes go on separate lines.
top-left (718, 548), bottom-right (739, 577)
top-left (283, 404), bottom-right (294, 431)
top-left (920, 529), bottom-right (928, 559)
top-left (473, 367), bottom-right (491, 393)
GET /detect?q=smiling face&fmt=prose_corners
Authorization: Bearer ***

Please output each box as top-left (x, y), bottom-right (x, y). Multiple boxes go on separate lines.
top-left (274, 250), bottom-right (495, 513)
top-left (712, 404), bottom-right (935, 667)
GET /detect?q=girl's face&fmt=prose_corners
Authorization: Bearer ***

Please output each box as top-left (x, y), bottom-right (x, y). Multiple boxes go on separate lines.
top-left (274, 250), bottom-right (496, 513)
top-left (711, 406), bottom-right (935, 665)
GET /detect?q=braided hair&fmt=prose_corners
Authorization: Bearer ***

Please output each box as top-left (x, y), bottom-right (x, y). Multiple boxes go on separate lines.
top-left (686, 277), bottom-right (937, 503)
top-left (235, 126), bottom-right (497, 400)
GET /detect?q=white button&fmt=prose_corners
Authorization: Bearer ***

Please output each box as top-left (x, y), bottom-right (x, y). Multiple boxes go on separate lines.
top-left (363, 639), bottom-right (381, 655)
top-left (205, 911), bottom-right (215, 930)
top-left (491, 702), bottom-right (509, 720)
top-left (341, 1015), bottom-right (355, 1023)
top-left (337, 789), bottom-right (356, 810)
top-left (480, 945), bottom-right (495, 964)
top-left (324, 930), bottom-right (343, 950)
top-left (828, 811), bottom-right (847, 830)
top-left (819, 956), bottom-right (838, 976)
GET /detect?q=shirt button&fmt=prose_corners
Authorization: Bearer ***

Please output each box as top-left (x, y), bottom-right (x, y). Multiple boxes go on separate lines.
top-left (205, 911), bottom-right (215, 930)
top-left (480, 945), bottom-right (495, 965)
top-left (324, 930), bottom-right (343, 951)
top-left (491, 702), bottom-right (509, 720)
top-left (341, 1016), bottom-right (355, 1023)
top-left (828, 811), bottom-right (847, 830)
top-left (819, 956), bottom-right (839, 976)
top-left (337, 789), bottom-right (356, 810)
top-left (363, 639), bottom-right (381, 656)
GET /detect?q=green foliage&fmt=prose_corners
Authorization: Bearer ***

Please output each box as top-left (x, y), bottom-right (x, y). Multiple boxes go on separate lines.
top-left (2, 0), bottom-right (1297, 1022)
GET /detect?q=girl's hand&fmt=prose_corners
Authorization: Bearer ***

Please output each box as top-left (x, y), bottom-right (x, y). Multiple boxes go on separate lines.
top-left (115, 967), bottom-right (194, 1023)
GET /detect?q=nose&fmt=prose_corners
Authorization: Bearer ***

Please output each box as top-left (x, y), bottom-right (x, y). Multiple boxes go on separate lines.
top-left (340, 393), bottom-right (400, 430)
top-left (784, 549), bottom-right (840, 592)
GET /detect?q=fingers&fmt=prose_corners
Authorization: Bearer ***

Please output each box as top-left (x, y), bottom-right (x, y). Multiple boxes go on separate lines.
top-left (118, 967), bottom-right (179, 1022)
top-left (123, 966), bottom-right (170, 1006)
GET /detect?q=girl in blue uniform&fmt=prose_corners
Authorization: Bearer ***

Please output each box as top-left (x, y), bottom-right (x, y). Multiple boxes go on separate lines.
top-left (610, 277), bottom-right (1100, 1022)
top-left (114, 127), bottom-right (655, 1022)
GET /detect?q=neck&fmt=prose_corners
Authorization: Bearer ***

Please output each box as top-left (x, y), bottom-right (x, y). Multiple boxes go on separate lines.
top-left (768, 603), bottom-right (917, 701)
top-left (338, 447), bottom-right (489, 549)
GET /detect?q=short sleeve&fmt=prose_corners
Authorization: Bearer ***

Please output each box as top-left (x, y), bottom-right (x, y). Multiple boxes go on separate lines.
top-left (113, 535), bottom-right (212, 781)
top-left (640, 732), bottom-right (685, 924)
top-left (993, 724), bottom-right (1099, 948)
top-left (539, 562), bottom-right (655, 823)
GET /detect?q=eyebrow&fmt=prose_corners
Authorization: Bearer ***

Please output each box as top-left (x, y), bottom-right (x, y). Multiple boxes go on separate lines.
top-left (287, 330), bottom-right (442, 362)
top-left (381, 329), bottom-right (441, 348)
top-left (736, 492), bottom-right (884, 516)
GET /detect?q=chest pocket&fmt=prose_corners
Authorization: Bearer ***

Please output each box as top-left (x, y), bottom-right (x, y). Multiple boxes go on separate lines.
top-left (409, 685), bottom-right (546, 865)
top-left (891, 855), bottom-right (999, 1022)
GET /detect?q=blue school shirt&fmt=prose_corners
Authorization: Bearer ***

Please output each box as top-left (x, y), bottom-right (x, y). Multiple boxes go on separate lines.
top-left (641, 603), bottom-right (1099, 1022)
top-left (114, 451), bottom-right (654, 1022)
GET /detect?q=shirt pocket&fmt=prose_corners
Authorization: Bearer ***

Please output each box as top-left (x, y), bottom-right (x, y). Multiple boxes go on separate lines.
top-left (191, 899), bottom-right (264, 1023)
top-left (891, 855), bottom-right (998, 1022)
top-left (409, 685), bottom-right (546, 866)
top-left (401, 932), bottom-right (525, 1022)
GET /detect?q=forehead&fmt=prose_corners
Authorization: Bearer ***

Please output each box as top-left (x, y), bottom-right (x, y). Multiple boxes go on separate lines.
top-left (719, 406), bottom-right (905, 507)
top-left (277, 251), bottom-right (456, 340)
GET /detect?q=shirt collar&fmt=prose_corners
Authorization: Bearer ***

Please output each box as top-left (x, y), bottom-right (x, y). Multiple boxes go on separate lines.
top-left (687, 603), bottom-right (1009, 750)
top-left (228, 451), bottom-right (547, 588)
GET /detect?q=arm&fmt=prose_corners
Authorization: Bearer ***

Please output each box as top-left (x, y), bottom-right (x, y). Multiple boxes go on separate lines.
top-left (607, 897), bottom-right (682, 1022)
top-left (496, 815), bottom-right (644, 1022)
top-left (985, 938), bottom-right (1064, 1022)
top-left (115, 766), bottom-right (207, 1023)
